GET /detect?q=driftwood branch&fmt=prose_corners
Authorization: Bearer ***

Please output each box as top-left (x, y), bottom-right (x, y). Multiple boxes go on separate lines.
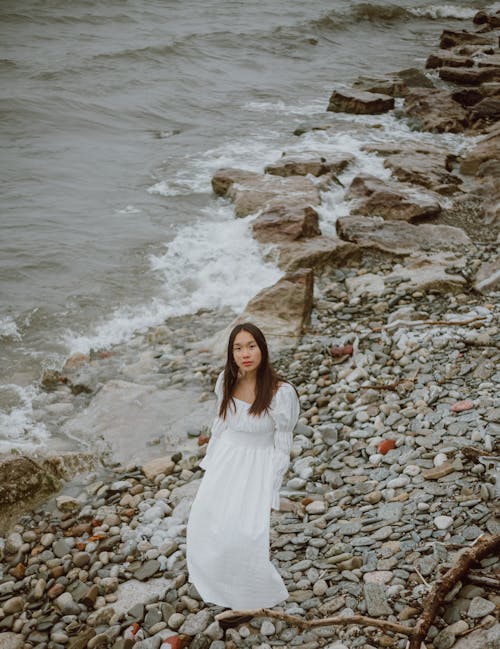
top-left (377, 315), bottom-right (487, 332)
top-left (215, 609), bottom-right (411, 636)
top-left (216, 534), bottom-right (500, 649)
top-left (409, 534), bottom-right (500, 649)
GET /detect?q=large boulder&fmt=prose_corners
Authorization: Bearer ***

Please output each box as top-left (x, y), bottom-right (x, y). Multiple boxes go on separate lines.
top-left (252, 204), bottom-right (321, 244)
top-left (242, 269), bottom-right (314, 337)
top-left (327, 89), bottom-right (394, 114)
top-left (439, 29), bottom-right (494, 49)
top-left (383, 151), bottom-right (462, 191)
top-left (336, 215), bottom-right (473, 255)
top-left (211, 168), bottom-right (320, 217)
top-left (265, 151), bottom-right (354, 178)
top-left (402, 89), bottom-right (469, 133)
top-left (273, 237), bottom-right (360, 272)
top-left (0, 456), bottom-right (61, 510)
top-left (210, 270), bottom-right (316, 352)
top-left (346, 174), bottom-right (441, 221)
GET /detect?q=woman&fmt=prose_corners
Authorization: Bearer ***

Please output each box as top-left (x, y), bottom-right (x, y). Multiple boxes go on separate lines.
top-left (186, 322), bottom-right (300, 610)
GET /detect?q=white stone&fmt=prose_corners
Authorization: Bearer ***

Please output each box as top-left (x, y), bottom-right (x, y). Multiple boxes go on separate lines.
top-left (306, 501), bottom-right (327, 515)
top-left (433, 453), bottom-right (448, 467)
top-left (387, 475), bottom-right (410, 489)
top-left (260, 621), bottom-right (276, 636)
top-left (434, 515), bottom-right (454, 530)
top-left (403, 464), bottom-right (421, 476)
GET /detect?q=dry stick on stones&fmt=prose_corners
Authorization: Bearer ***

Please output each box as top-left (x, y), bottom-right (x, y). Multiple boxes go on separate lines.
top-left (375, 315), bottom-right (487, 332)
top-left (215, 534), bottom-right (500, 648)
top-left (465, 573), bottom-right (500, 592)
top-left (409, 534), bottom-right (500, 649)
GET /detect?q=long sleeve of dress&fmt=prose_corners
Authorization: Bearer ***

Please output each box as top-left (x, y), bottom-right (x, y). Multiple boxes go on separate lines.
top-left (199, 372), bottom-right (225, 471)
top-left (270, 383), bottom-right (300, 510)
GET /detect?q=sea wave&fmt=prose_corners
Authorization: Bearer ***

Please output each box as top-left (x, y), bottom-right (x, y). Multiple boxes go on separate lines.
top-left (409, 5), bottom-right (478, 20)
top-left (0, 316), bottom-right (21, 341)
top-left (0, 384), bottom-right (49, 452)
top-left (65, 204), bottom-right (281, 355)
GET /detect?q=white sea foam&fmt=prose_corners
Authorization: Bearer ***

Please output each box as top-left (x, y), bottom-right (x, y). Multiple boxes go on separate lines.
top-left (0, 384), bottom-right (49, 452)
top-left (148, 134), bottom-right (285, 197)
top-left (116, 205), bottom-right (142, 214)
top-left (65, 203), bottom-right (281, 355)
top-left (410, 5), bottom-right (477, 20)
top-left (244, 98), bottom-right (326, 115)
top-left (0, 316), bottom-right (21, 341)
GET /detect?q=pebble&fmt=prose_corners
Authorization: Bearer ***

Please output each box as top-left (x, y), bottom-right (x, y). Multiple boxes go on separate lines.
top-left (434, 516), bottom-right (454, 530)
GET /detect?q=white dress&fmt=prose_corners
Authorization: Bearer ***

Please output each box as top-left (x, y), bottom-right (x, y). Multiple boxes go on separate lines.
top-left (186, 372), bottom-right (300, 609)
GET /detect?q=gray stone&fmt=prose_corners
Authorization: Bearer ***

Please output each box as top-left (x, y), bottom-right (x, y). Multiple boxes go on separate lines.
top-left (179, 609), bottom-right (212, 635)
top-left (134, 638), bottom-right (162, 649)
top-left (54, 592), bottom-right (80, 615)
top-left (133, 559), bottom-right (160, 581)
top-left (53, 539), bottom-right (71, 558)
top-left (468, 596), bottom-right (496, 618)
top-left (363, 583), bottom-right (392, 616)
top-left (453, 622), bottom-right (500, 649)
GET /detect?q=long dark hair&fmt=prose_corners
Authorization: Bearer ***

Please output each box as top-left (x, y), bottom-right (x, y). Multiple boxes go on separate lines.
top-left (219, 322), bottom-right (283, 419)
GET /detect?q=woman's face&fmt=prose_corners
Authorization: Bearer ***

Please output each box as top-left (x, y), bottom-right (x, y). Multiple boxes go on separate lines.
top-left (232, 329), bottom-right (262, 374)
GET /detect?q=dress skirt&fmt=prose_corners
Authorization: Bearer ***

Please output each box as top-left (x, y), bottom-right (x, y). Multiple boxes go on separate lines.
top-left (186, 429), bottom-right (288, 609)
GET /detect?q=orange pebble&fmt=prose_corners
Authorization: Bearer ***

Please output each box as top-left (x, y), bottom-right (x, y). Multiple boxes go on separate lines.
top-left (377, 439), bottom-right (396, 455)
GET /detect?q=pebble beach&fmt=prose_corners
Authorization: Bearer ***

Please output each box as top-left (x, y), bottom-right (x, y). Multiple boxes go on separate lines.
top-left (1, 7), bottom-right (500, 649)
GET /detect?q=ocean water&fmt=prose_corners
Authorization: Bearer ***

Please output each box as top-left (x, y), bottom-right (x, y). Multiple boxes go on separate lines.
top-left (0, 0), bottom-right (495, 452)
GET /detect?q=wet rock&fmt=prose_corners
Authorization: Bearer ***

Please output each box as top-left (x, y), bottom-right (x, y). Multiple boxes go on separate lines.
top-left (426, 51), bottom-right (474, 69)
top-left (275, 237), bottom-right (359, 272)
top-left (265, 152), bottom-right (354, 178)
top-left (0, 456), bottom-right (61, 510)
top-left (211, 168), bottom-right (320, 217)
top-left (252, 205), bottom-right (321, 244)
top-left (347, 174), bottom-right (441, 222)
top-left (439, 66), bottom-right (500, 86)
top-left (328, 89), bottom-right (394, 114)
top-left (439, 29), bottom-right (494, 49)
top-left (402, 89), bottom-right (469, 133)
top-left (383, 151), bottom-right (461, 191)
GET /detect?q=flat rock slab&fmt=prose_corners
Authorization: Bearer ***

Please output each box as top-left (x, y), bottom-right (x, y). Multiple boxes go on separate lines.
top-left (265, 152), bottom-right (354, 178)
top-left (327, 88), bottom-right (394, 114)
top-left (426, 51), bottom-right (475, 69)
top-left (353, 67), bottom-right (434, 97)
top-left (274, 236), bottom-right (360, 272)
top-left (439, 29), bottom-right (494, 49)
top-left (439, 65), bottom-right (500, 85)
top-left (211, 168), bottom-right (320, 217)
top-left (383, 151), bottom-right (462, 190)
top-left (347, 174), bottom-right (442, 221)
top-left (337, 216), bottom-right (473, 256)
top-left (62, 381), bottom-right (212, 464)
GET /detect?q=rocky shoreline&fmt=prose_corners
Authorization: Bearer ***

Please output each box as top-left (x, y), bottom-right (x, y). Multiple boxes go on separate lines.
top-left (1, 10), bottom-right (499, 649)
